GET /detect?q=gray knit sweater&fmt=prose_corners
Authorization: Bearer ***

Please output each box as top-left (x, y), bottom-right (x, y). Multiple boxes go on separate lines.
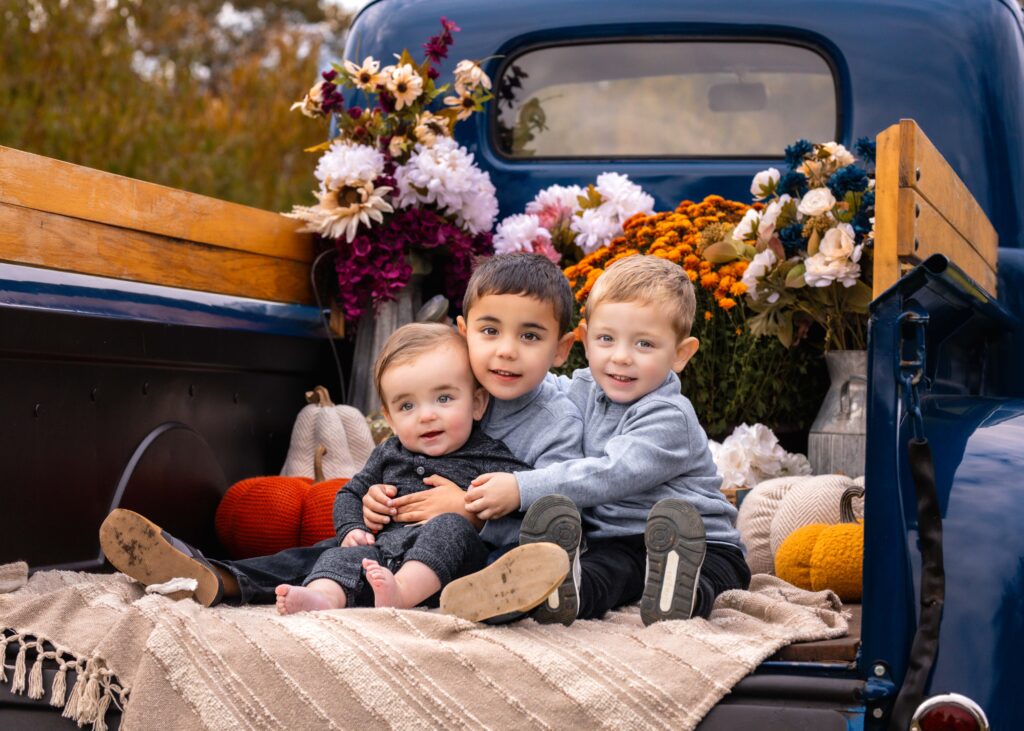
top-left (515, 369), bottom-right (742, 545)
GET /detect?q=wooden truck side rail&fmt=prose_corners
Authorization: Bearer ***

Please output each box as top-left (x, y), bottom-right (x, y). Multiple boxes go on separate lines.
top-left (0, 145), bottom-right (315, 304)
top-left (873, 118), bottom-right (999, 299)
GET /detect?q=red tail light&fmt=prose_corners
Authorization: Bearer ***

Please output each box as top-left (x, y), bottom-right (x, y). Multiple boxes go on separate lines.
top-left (910, 693), bottom-right (989, 731)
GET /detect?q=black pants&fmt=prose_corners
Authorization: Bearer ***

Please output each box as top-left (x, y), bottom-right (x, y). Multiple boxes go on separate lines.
top-left (578, 535), bottom-right (751, 620)
top-left (211, 514), bottom-right (487, 607)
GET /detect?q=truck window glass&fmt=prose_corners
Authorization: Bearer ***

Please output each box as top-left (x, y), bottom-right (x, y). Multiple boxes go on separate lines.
top-left (494, 41), bottom-right (838, 158)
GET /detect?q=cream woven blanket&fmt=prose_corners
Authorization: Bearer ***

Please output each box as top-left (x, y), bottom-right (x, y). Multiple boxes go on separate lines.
top-left (0, 565), bottom-right (847, 730)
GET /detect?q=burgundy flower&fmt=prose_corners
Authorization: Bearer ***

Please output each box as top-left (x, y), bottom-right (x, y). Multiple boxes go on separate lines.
top-left (322, 69), bottom-right (338, 82)
top-left (347, 106), bottom-right (363, 119)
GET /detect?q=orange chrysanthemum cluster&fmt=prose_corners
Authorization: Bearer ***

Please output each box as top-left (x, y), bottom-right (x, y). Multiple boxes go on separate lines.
top-left (563, 195), bottom-right (751, 318)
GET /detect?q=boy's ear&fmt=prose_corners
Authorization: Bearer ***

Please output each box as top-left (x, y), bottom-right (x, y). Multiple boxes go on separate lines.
top-left (577, 320), bottom-right (589, 360)
top-left (471, 385), bottom-right (489, 420)
top-left (456, 315), bottom-right (468, 336)
top-left (672, 336), bottom-right (699, 373)
top-left (380, 405), bottom-right (395, 432)
top-left (552, 330), bottom-right (576, 368)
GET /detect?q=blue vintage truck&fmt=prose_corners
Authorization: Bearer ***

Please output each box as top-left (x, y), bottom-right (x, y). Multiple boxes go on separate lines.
top-left (2, 0), bottom-right (1023, 728)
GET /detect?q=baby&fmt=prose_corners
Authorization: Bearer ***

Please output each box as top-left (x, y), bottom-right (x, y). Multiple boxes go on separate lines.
top-left (275, 322), bottom-right (552, 614)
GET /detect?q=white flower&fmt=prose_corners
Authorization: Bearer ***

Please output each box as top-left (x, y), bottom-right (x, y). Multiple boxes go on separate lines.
top-left (285, 180), bottom-right (394, 242)
top-left (756, 194), bottom-right (791, 245)
top-left (819, 223), bottom-right (856, 260)
top-left (386, 64), bottom-right (423, 110)
top-left (732, 208), bottom-right (760, 242)
top-left (493, 213), bottom-right (552, 254)
top-left (741, 248), bottom-right (778, 301)
top-left (593, 172), bottom-right (655, 223)
top-left (343, 56), bottom-right (382, 92)
top-left (804, 250), bottom-right (862, 287)
top-left (413, 111), bottom-right (449, 146)
top-left (798, 187), bottom-right (837, 217)
top-left (394, 137), bottom-right (498, 234)
top-left (750, 167), bottom-right (780, 199)
top-left (314, 141), bottom-right (386, 190)
top-left (822, 141), bottom-right (856, 167)
top-left (712, 423), bottom-right (809, 489)
top-left (453, 59), bottom-right (491, 94)
top-left (570, 208), bottom-right (620, 254)
top-left (443, 90), bottom-right (477, 121)
top-left (780, 452), bottom-right (812, 477)
top-left (714, 439), bottom-right (756, 491)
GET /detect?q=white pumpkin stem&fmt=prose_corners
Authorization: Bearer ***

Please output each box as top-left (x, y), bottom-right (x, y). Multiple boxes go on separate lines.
top-left (305, 385), bottom-right (334, 407)
top-left (314, 444), bottom-right (327, 483)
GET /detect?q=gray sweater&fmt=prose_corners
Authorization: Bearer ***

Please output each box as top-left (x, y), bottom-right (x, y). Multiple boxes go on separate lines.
top-left (515, 369), bottom-right (742, 545)
top-left (477, 375), bottom-right (584, 546)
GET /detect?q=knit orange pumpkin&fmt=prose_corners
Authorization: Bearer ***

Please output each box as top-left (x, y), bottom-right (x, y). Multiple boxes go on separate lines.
top-left (216, 447), bottom-right (350, 558)
top-left (775, 485), bottom-right (865, 601)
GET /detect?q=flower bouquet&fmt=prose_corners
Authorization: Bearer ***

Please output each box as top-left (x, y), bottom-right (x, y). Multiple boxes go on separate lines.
top-left (703, 139), bottom-right (876, 351)
top-left (710, 423), bottom-right (811, 491)
top-left (561, 195), bottom-right (827, 439)
top-left (285, 17), bottom-right (498, 326)
top-left (492, 173), bottom-right (655, 266)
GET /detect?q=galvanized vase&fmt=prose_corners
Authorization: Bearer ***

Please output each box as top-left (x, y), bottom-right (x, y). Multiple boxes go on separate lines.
top-left (808, 350), bottom-right (868, 478)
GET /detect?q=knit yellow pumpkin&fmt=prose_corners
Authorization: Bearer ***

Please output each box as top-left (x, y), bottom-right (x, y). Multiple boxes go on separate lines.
top-left (775, 485), bottom-right (864, 601)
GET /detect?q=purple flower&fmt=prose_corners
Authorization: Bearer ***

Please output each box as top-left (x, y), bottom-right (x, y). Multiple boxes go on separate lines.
top-left (440, 17), bottom-right (461, 33)
top-left (322, 69), bottom-right (338, 82)
top-left (427, 66), bottom-right (440, 80)
top-left (347, 106), bottom-right (363, 119)
top-left (423, 38), bottom-right (448, 63)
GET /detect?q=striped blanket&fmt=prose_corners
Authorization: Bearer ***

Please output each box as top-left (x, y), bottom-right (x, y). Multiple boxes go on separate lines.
top-left (0, 563), bottom-right (847, 730)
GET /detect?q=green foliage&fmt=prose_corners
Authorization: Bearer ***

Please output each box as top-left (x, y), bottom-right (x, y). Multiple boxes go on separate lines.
top-left (0, 0), bottom-right (349, 211)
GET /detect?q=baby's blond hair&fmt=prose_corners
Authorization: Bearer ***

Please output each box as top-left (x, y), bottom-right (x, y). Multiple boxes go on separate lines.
top-left (373, 323), bottom-right (471, 409)
top-left (585, 255), bottom-right (696, 339)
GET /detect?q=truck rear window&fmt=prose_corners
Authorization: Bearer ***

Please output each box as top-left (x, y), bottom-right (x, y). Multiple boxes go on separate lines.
top-left (493, 41), bottom-right (838, 159)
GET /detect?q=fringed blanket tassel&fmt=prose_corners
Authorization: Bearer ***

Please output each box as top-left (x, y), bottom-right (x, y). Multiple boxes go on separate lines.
top-left (3, 630), bottom-right (127, 730)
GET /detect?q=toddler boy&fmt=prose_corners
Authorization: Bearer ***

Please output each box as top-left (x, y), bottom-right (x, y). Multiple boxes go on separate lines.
top-left (441, 255), bottom-right (750, 626)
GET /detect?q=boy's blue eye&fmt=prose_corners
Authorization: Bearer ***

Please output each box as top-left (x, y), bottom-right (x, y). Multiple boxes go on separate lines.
top-left (598, 334), bottom-right (613, 343)
top-left (399, 402), bottom-right (414, 412)
top-left (637, 340), bottom-right (653, 349)
top-left (437, 394), bottom-right (452, 404)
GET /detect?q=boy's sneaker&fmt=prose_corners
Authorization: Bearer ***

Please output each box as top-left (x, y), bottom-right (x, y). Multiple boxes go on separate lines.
top-left (99, 508), bottom-right (225, 607)
top-left (519, 495), bottom-right (582, 626)
top-left (439, 543), bottom-right (569, 622)
top-left (640, 498), bottom-right (706, 626)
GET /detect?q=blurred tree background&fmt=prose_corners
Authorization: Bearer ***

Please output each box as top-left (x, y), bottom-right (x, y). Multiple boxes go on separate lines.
top-left (0, 0), bottom-right (350, 211)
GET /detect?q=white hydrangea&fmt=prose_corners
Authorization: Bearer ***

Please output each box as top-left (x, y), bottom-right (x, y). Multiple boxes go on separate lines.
top-left (741, 248), bottom-right (778, 301)
top-left (570, 208), bottom-right (620, 254)
top-left (711, 423), bottom-right (812, 490)
top-left (393, 137), bottom-right (498, 234)
top-left (314, 141), bottom-right (386, 190)
top-left (526, 184), bottom-right (583, 218)
top-left (593, 172), bottom-right (655, 223)
top-left (493, 213), bottom-right (551, 254)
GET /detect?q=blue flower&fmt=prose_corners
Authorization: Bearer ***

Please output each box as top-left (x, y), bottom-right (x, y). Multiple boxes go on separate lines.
top-left (778, 171), bottom-right (809, 197)
top-left (827, 165), bottom-right (870, 198)
top-left (854, 137), bottom-right (876, 165)
top-left (784, 139), bottom-right (814, 169)
top-left (861, 190), bottom-right (875, 210)
top-left (778, 223), bottom-right (805, 257)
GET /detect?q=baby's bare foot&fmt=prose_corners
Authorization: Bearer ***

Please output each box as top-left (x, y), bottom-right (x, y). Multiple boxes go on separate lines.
top-left (362, 559), bottom-right (406, 608)
top-left (274, 584), bottom-right (336, 615)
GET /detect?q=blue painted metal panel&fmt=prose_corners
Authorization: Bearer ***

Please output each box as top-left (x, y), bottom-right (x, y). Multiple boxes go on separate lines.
top-left (348, 0), bottom-right (1024, 247)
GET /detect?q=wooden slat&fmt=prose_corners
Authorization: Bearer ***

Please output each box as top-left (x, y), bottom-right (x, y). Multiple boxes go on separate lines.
top-left (873, 119), bottom-right (998, 299)
top-left (895, 121), bottom-right (999, 268)
top-left (0, 202), bottom-right (314, 304)
top-left (897, 189), bottom-right (997, 295)
top-left (872, 123), bottom-right (902, 298)
top-left (0, 145), bottom-right (314, 263)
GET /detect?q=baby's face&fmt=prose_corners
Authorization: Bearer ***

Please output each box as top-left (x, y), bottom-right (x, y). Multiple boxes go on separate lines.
top-left (380, 344), bottom-right (487, 456)
top-left (583, 301), bottom-right (695, 404)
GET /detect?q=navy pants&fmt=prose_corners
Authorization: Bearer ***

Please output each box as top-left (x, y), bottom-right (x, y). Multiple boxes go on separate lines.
top-left (211, 513), bottom-right (487, 608)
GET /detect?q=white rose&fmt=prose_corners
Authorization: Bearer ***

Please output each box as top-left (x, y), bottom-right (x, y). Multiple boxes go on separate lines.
top-left (740, 248), bottom-right (778, 300)
top-left (804, 251), bottom-right (862, 287)
top-left (798, 187), bottom-right (836, 217)
top-left (819, 223), bottom-right (856, 260)
top-left (750, 167), bottom-right (780, 199)
top-left (823, 142), bottom-right (856, 167)
top-left (732, 208), bottom-right (761, 242)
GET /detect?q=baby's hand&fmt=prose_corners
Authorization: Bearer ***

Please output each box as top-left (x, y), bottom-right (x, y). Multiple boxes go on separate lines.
top-left (341, 529), bottom-right (375, 548)
top-left (391, 476), bottom-right (481, 527)
top-left (362, 484), bottom-right (397, 531)
top-left (465, 473), bottom-right (521, 521)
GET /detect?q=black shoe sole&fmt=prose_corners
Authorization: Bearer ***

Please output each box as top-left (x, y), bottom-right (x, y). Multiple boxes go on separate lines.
top-left (519, 495), bottom-right (581, 626)
top-left (640, 499), bottom-right (706, 626)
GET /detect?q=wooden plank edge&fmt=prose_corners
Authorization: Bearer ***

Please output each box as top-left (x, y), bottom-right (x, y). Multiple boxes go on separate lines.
top-left (0, 203), bottom-right (314, 305)
top-left (872, 122), bottom-right (903, 300)
top-left (0, 145), bottom-right (315, 264)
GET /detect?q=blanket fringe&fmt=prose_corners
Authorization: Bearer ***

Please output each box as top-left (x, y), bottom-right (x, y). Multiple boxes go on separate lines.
top-left (2, 630), bottom-right (127, 729)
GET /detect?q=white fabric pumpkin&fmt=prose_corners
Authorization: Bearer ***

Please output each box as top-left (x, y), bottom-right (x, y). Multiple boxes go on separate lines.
top-left (280, 386), bottom-right (375, 480)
